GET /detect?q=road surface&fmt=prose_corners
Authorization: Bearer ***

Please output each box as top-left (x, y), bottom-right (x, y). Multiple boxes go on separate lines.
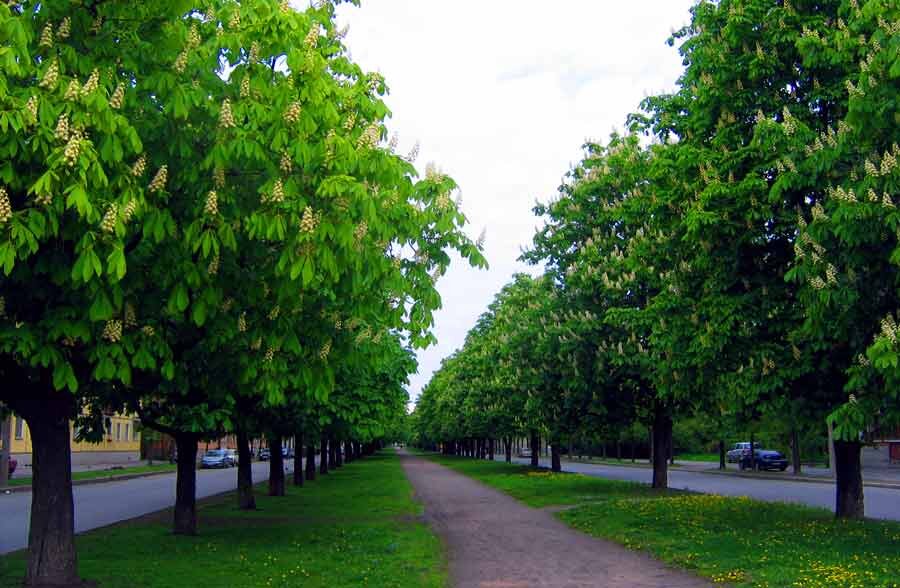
top-left (0, 459), bottom-right (296, 555)
top-left (503, 455), bottom-right (900, 521)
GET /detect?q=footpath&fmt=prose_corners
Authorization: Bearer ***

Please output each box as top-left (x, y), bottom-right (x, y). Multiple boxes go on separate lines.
top-left (399, 450), bottom-right (711, 588)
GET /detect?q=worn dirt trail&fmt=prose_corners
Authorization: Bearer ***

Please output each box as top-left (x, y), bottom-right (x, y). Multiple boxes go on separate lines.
top-left (399, 451), bottom-right (713, 588)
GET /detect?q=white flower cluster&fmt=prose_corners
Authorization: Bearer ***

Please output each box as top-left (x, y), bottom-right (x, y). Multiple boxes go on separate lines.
top-left (39, 60), bottom-right (59, 89)
top-left (82, 69), bottom-right (100, 97)
top-left (353, 221), bottom-right (368, 245)
top-left (356, 124), bottom-right (380, 150)
top-left (102, 319), bottom-right (123, 343)
top-left (148, 166), bottom-right (168, 192)
top-left (204, 190), bottom-right (218, 215)
top-left (406, 141), bottom-right (419, 163)
top-left (219, 99), bottom-right (236, 129)
top-left (264, 345), bottom-right (275, 363)
top-left (240, 76), bottom-right (250, 99)
top-left (304, 25), bottom-right (319, 49)
top-left (122, 200), bottom-right (137, 224)
top-left (280, 152), bottom-right (292, 174)
top-left (63, 129), bottom-right (84, 167)
top-left (124, 303), bottom-right (138, 328)
top-left (39, 23), bottom-right (54, 48)
top-left (238, 312), bottom-right (248, 333)
top-left (283, 101), bottom-right (301, 124)
top-left (55, 113), bottom-right (70, 141)
top-left (132, 155), bottom-right (146, 177)
top-left (299, 206), bottom-right (318, 234)
top-left (268, 305), bottom-right (280, 321)
top-left (100, 204), bottom-right (118, 233)
top-left (110, 84), bottom-right (125, 109)
top-left (0, 187), bottom-right (12, 224)
top-left (24, 96), bottom-right (38, 122)
top-left (881, 314), bottom-right (899, 343)
top-left (318, 339), bottom-right (331, 360)
top-left (64, 79), bottom-right (81, 101)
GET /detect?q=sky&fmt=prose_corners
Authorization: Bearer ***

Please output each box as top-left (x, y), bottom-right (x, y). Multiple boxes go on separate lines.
top-left (333, 0), bottom-right (697, 406)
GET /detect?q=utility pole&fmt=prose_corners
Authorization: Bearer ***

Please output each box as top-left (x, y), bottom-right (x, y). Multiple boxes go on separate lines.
top-left (0, 411), bottom-right (11, 488)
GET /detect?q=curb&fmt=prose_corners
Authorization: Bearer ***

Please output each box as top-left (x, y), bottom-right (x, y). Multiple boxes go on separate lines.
top-left (1, 469), bottom-right (178, 494)
top-left (1, 461), bottom-right (298, 495)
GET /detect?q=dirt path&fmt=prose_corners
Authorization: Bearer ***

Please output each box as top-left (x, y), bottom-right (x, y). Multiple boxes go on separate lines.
top-left (399, 451), bottom-right (713, 588)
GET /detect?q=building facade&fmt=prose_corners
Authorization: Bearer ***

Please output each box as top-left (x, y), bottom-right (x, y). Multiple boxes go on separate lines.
top-left (10, 412), bottom-right (142, 468)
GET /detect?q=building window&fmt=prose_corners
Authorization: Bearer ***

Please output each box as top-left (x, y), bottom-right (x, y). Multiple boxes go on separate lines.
top-left (15, 417), bottom-right (24, 440)
top-left (116, 422), bottom-right (121, 440)
top-left (124, 423), bottom-right (130, 442)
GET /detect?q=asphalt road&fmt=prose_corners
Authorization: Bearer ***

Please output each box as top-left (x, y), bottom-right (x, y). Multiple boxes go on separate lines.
top-left (504, 455), bottom-right (900, 521)
top-left (0, 459), bottom-right (296, 555)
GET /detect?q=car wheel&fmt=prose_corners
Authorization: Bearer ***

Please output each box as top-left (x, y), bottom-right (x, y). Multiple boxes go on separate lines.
top-left (780, 465), bottom-right (787, 471)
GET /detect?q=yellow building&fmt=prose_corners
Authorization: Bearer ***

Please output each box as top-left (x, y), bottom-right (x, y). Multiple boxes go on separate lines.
top-left (10, 412), bottom-right (142, 468)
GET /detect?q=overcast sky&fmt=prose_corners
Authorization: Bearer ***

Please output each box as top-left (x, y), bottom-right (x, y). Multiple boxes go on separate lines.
top-left (333, 1), bottom-right (697, 405)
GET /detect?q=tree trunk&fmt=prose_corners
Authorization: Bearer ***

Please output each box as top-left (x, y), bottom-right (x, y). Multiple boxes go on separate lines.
top-left (268, 436), bottom-right (285, 497)
top-left (616, 439), bottom-right (622, 461)
top-left (834, 440), bottom-right (864, 519)
top-left (529, 430), bottom-right (539, 468)
top-left (328, 437), bottom-right (337, 469)
top-left (504, 437), bottom-right (512, 463)
top-left (293, 433), bottom-right (304, 486)
top-left (631, 436), bottom-right (636, 463)
top-left (319, 435), bottom-right (329, 475)
top-left (718, 439), bottom-right (726, 470)
top-left (0, 415), bottom-right (10, 489)
top-left (551, 442), bottom-right (561, 472)
top-left (749, 433), bottom-right (757, 470)
top-left (668, 426), bottom-right (675, 465)
top-left (791, 427), bottom-right (802, 475)
top-left (488, 438), bottom-right (495, 461)
top-left (335, 439), bottom-right (344, 467)
top-left (305, 443), bottom-right (316, 481)
top-left (174, 433), bottom-right (198, 535)
top-left (24, 411), bottom-right (80, 586)
top-left (237, 430), bottom-right (256, 510)
top-left (651, 406), bottom-right (672, 489)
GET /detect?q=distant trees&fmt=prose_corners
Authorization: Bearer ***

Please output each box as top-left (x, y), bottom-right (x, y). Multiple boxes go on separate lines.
top-left (414, 0), bottom-right (900, 519)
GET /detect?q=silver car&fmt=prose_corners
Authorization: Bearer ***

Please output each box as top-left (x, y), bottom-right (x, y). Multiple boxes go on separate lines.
top-left (200, 449), bottom-right (233, 468)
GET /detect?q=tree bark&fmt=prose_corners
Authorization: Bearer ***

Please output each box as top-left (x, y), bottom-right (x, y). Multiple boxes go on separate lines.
top-left (24, 411), bottom-right (80, 586)
top-left (718, 439), bottom-right (726, 470)
top-left (791, 427), bottom-right (802, 475)
top-left (651, 406), bottom-right (672, 489)
top-left (305, 442), bottom-right (316, 481)
top-left (335, 439), bottom-right (343, 467)
top-left (328, 436), bottom-right (337, 469)
top-left (749, 433), bottom-right (757, 470)
top-left (174, 433), bottom-right (198, 535)
top-left (488, 438), bottom-right (495, 461)
top-left (319, 435), bottom-right (329, 475)
top-left (268, 436), bottom-right (285, 497)
top-left (293, 433), bottom-right (304, 486)
top-left (834, 440), bottom-right (864, 519)
top-left (551, 442), bottom-right (561, 472)
top-left (237, 430), bottom-right (256, 510)
top-left (504, 437), bottom-right (512, 463)
top-left (529, 430), bottom-right (539, 468)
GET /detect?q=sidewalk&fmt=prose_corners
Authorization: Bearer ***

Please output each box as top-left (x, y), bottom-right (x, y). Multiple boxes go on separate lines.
top-left (400, 450), bottom-right (711, 588)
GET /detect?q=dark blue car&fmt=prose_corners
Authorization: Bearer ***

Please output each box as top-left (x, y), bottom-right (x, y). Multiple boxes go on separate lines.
top-left (739, 449), bottom-right (788, 471)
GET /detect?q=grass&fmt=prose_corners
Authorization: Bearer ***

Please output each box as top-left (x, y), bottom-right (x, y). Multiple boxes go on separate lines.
top-left (1, 450), bottom-right (445, 588)
top-left (7, 463), bottom-right (177, 487)
top-left (676, 452), bottom-right (720, 462)
top-left (424, 453), bottom-right (900, 588)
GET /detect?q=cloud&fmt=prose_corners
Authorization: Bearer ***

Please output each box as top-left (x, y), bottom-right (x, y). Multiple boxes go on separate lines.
top-left (334, 0), bottom-right (695, 406)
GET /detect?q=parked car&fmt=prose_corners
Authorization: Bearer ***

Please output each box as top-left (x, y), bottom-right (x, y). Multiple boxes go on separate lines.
top-left (517, 448), bottom-right (532, 458)
top-left (739, 449), bottom-right (789, 471)
top-left (226, 449), bottom-right (239, 465)
top-left (8, 457), bottom-right (17, 477)
top-left (258, 447), bottom-right (271, 461)
top-left (282, 446), bottom-right (294, 459)
top-left (200, 449), bottom-right (234, 469)
top-left (726, 442), bottom-right (753, 463)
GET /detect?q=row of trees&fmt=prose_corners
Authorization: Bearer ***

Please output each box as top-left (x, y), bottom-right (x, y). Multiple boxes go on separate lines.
top-left (415, 0), bottom-right (899, 520)
top-left (0, 1), bottom-right (484, 586)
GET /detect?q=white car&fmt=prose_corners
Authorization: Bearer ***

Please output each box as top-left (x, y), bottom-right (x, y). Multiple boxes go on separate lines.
top-left (726, 442), bottom-right (752, 463)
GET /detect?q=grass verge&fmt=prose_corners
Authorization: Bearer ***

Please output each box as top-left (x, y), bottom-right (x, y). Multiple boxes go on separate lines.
top-left (425, 453), bottom-right (900, 588)
top-left (8, 463), bottom-right (177, 487)
top-left (1, 450), bottom-right (445, 588)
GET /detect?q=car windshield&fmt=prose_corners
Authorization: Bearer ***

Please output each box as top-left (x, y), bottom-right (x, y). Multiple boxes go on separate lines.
top-left (760, 451), bottom-right (782, 457)
top-left (205, 450), bottom-right (226, 457)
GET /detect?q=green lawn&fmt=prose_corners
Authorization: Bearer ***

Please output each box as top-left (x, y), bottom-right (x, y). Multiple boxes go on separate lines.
top-left (7, 463), bottom-right (177, 487)
top-left (1, 451), bottom-right (445, 588)
top-left (676, 452), bottom-right (720, 462)
top-left (425, 453), bottom-right (900, 588)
